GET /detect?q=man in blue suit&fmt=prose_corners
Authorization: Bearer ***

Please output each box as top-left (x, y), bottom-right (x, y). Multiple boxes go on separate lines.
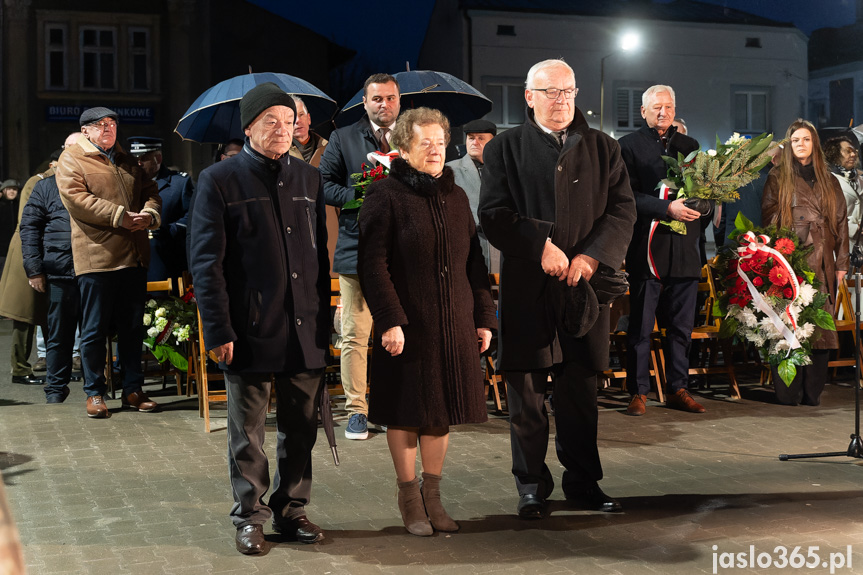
top-left (128, 137), bottom-right (194, 284)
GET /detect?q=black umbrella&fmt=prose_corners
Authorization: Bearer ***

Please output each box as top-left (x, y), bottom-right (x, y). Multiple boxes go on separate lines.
top-left (336, 69), bottom-right (492, 127)
top-left (175, 72), bottom-right (337, 143)
top-left (319, 381), bottom-right (339, 466)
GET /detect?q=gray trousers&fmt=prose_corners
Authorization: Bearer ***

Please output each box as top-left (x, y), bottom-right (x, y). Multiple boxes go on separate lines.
top-left (226, 368), bottom-right (324, 528)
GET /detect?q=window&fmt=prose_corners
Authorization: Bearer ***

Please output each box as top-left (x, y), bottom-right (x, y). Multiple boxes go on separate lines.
top-left (38, 12), bottom-right (158, 93)
top-left (129, 27), bottom-right (150, 91)
top-left (45, 23), bottom-right (68, 90)
top-left (733, 89), bottom-right (769, 133)
top-left (615, 87), bottom-right (645, 131)
top-left (483, 79), bottom-right (525, 128)
top-left (80, 26), bottom-right (116, 90)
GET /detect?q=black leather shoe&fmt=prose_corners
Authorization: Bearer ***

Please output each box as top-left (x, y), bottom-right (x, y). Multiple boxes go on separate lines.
top-left (273, 515), bottom-right (324, 543)
top-left (566, 485), bottom-right (623, 513)
top-left (46, 387), bottom-right (71, 404)
top-left (517, 493), bottom-right (547, 519)
top-left (235, 524), bottom-right (265, 555)
top-left (12, 374), bottom-right (44, 385)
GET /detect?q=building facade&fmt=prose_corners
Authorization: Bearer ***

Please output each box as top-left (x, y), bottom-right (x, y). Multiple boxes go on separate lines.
top-left (0, 0), bottom-right (351, 181)
top-left (420, 0), bottom-right (809, 147)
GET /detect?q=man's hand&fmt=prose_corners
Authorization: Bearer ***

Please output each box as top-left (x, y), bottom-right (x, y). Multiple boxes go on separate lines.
top-left (382, 326), bottom-right (405, 356)
top-left (213, 342), bottom-right (234, 365)
top-left (28, 274), bottom-right (46, 293)
top-left (121, 211), bottom-right (152, 231)
top-left (477, 328), bottom-right (492, 353)
top-left (667, 198), bottom-right (701, 222)
top-left (566, 254), bottom-right (598, 286)
top-left (541, 239), bottom-right (569, 278)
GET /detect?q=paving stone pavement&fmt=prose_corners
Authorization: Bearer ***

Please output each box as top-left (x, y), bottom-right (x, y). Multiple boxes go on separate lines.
top-left (2, 320), bottom-right (863, 575)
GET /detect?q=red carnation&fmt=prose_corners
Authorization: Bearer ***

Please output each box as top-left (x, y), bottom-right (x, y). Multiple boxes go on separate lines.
top-left (783, 288), bottom-right (793, 298)
top-left (774, 238), bottom-right (795, 255)
top-left (769, 266), bottom-right (789, 286)
top-left (796, 276), bottom-right (804, 284)
top-left (739, 260), bottom-right (750, 272)
top-left (752, 276), bottom-right (763, 287)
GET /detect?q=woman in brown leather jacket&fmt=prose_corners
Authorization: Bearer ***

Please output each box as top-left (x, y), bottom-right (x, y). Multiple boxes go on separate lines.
top-left (762, 118), bottom-right (850, 405)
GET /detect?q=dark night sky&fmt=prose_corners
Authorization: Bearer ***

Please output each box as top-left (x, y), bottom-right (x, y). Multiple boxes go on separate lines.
top-left (659, 0), bottom-right (858, 34)
top-left (249, 0), bottom-right (858, 101)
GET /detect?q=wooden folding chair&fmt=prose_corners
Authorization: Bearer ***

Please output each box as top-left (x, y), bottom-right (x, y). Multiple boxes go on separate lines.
top-left (828, 279), bottom-right (863, 381)
top-left (194, 305), bottom-right (227, 432)
top-left (666, 263), bottom-right (741, 399)
top-left (605, 292), bottom-right (667, 403)
top-left (141, 278), bottom-right (185, 394)
top-left (483, 273), bottom-right (507, 412)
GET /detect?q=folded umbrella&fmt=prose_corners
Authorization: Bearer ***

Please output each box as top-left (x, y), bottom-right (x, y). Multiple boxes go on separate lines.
top-left (319, 381), bottom-right (339, 466)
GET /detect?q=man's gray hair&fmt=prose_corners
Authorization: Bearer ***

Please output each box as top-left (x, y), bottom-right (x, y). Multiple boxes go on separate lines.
top-left (525, 59), bottom-right (575, 88)
top-left (642, 85), bottom-right (676, 108)
top-left (290, 94), bottom-right (306, 110)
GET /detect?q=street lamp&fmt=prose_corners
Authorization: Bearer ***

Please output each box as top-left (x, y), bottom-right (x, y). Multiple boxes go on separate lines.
top-left (600, 31), bottom-right (641, 133)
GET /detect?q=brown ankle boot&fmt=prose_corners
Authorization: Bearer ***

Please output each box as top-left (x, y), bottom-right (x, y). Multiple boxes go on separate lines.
top-left (420, 472), bottom-right (459, 532)
top-left (397, 477), bottom-right (433, 536)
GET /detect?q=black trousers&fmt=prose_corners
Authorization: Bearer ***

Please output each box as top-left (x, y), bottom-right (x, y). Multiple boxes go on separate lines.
top-left (42, 278), bottom-right (80, 398)
top-left (505, 361), bottom-right (602, 499)
top-left (627, 276), bottom-right (699, 396)
top-left (77, 267), bottom-right (147, 397)
top-left (226, 368), bottom-right (324, 528)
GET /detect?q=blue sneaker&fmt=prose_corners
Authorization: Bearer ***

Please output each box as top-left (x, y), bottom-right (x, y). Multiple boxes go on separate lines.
top-left (345, 413), bottom-right (369, 440)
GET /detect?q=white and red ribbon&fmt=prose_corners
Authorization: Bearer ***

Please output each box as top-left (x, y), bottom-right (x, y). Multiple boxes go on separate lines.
top-left (735, 231), bottom-right (801, 350)
top-left (646, 183), bottom-right (671, 279)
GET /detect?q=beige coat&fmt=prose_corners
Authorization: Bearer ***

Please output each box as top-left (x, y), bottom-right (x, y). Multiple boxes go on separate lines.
top-left (0, 170), bottom-right (49, 324)
top-left (762, 170), bottom-right (850, 349)
top-left (56, 137), bottom-right (161, 275)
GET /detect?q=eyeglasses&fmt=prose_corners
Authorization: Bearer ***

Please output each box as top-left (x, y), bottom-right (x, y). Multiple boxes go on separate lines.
top-left (87, 120), bottom-right (117, 131)
top-left (531, 87), bottom-right (578, 100)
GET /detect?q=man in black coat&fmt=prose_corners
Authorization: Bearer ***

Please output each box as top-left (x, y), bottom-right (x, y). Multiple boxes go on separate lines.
top-left (319, 73), bottom-right (400, 440)
top-left (480, 59), bottom-right (636, 519)
top-left (618, 84), bottom-right (708, 416)
top-left (128, 137), bottom-right (194, 285)
top-left (20, 133), bottom-right (82, 403)
top-left (189, 83), bottom-right (330, 554)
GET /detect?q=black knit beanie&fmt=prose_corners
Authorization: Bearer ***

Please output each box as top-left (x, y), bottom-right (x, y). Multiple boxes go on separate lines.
top-left (240, 83), bottom-right (297, 129)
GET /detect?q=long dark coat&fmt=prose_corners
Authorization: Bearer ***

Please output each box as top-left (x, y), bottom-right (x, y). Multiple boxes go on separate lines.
top-left (358, 159), bottom-right (497, 427)
top-left (762, 166), bottom-right (850, 350)
top-left (189, 144), bottom-right (329, 373)
top-left (479, 108), bottom-right (636, 371)
top-left (618, 124), bottom-right (702, 280)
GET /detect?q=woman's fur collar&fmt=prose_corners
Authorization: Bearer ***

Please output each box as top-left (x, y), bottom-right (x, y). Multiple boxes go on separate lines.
top-left (388, 157), bottom-right (454, 197)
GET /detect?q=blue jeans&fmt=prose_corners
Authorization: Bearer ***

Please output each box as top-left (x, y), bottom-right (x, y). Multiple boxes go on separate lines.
top-left (43, 278), bottom-right (81, 398)
top-left (78, 267), bottom-right (147, 397)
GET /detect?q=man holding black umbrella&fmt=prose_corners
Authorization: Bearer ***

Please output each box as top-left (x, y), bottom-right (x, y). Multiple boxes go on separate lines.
top-left (189, 83), bottom-right (330, 554)
top-left (320, 73), bottom-right (401, 440)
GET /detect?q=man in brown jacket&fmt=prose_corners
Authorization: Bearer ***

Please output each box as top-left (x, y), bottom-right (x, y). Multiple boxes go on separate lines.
top-left (56, 107), bottom-right (162, 418)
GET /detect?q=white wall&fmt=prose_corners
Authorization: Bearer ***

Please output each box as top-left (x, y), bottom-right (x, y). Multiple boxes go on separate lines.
top-left (465, 10), bottom-right (808, 147)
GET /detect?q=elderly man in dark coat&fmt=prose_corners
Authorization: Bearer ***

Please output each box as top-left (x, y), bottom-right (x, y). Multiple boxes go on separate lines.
top-left (189, 83), bottom-right (330, 555)
top-left (479, 59), bottom-right (636, 519)
top-left (618, 85), bottom-right (708, 417)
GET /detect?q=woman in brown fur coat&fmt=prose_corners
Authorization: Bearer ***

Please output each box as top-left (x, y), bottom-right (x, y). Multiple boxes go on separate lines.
top-left (358, 107), bottom-right (496, 536)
